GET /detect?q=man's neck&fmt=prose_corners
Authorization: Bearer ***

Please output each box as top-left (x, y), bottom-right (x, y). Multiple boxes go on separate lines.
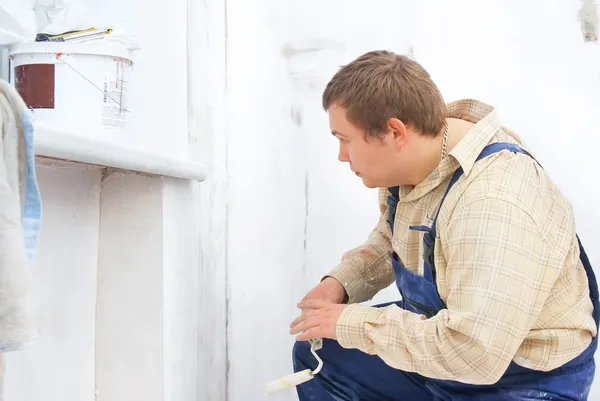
top-left (445, 118), bottom-right (474, 153)
top-left (409, 118), bottom-right (475, 185)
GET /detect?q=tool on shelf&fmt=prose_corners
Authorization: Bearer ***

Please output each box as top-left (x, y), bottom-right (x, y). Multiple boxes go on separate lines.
top-left (36, 28), bottom-right (113, 43)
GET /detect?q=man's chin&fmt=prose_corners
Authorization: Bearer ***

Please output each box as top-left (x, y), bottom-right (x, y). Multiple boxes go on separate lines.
top-left (360, 178), bottom-right (379, 189)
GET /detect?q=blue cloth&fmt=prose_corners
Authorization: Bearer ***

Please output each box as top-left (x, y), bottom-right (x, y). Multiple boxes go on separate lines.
top-left (20, 108), bottom-right (42, 261)
top-left (293, 143), bottom-right (599, 400)
top-left (0, 79), bottom-right (42, 352)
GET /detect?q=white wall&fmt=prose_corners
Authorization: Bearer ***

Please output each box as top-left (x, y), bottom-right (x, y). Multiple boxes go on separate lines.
top-left (223, 0), bottom-right (600, 400)
top-left (4, 163), bottom-right (101, 401)
top-left (187, 1), bottom-right (228, 400)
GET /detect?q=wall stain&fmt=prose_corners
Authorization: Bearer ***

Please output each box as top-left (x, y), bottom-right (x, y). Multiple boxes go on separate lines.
top-left (291, 106), bottom-right (303, 127)
top-left (579, 0), bottom-right (598, 42)
top-left (302, 171), bottom-right (309, 275)
top-left (282, 44), bottom-right (325, 58)
top-left (281, 39), bottom-right (345, 59)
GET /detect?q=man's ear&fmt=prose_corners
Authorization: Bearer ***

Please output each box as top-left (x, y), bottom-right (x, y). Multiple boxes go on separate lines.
top-left (387, 117), bottom-right (408, 150)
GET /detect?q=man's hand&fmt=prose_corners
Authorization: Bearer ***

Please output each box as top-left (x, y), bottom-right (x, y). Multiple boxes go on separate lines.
top-left (289, 299), bottom-right (348, 341)
top-left (301, 276), bottom-right (347, 304)
top-left (289, 277), bottom-right (348, 341)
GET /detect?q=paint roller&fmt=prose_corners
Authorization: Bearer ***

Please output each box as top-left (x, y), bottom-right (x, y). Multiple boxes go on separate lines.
top-left (264, 337), bottom-right (324, 395)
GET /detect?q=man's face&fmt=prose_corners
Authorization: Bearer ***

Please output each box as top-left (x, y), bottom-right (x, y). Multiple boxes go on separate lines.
top-left (328, 104), bottom-right (401, 188)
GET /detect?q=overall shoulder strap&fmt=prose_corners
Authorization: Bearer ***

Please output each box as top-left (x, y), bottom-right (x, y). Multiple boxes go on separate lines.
top-left (430, 142), bottom-right (537, 234)
top-left (386, 186), bottom-right (400, 234)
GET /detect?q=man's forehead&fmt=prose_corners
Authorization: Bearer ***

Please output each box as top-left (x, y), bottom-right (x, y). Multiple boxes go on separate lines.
top-left (328, 105), bottom-right (350, 131)
top-left (328, 103), bottom-right (347, 117)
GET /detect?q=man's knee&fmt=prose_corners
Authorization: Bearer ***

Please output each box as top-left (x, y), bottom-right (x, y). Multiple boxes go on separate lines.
top-left (292, 340), bottom-right (317, 372)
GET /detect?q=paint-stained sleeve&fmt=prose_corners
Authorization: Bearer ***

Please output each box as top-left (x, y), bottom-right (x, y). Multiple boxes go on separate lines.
top-left (334, 197), bottom-right (574, 384)
top-left (326, 189), bottom-right (395, 304)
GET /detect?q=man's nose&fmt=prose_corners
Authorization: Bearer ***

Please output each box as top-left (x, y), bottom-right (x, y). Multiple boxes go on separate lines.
top-left (338, 145), bottom-right (349, 162)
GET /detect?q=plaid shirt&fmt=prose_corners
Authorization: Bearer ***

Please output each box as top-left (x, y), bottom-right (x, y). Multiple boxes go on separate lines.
top-left (328, 99), bottom-right (597, 384)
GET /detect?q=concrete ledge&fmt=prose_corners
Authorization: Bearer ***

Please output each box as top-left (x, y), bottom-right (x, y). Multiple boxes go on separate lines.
top-left (34, 123), bottom-right (207, 182)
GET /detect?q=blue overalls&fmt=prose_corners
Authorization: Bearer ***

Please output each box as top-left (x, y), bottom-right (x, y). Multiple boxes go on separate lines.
top-left (293, 142), bottom-right (600, 400)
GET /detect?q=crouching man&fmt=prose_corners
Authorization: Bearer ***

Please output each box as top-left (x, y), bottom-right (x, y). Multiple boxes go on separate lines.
top-left (290, 50), bottom-right (598, 401)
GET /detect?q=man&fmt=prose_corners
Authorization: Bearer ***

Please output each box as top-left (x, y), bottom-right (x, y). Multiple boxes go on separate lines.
top-left (289, 50), bottom-right (599, 400)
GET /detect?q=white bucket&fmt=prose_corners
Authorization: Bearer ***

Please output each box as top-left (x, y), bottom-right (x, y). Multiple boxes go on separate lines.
top-left (8, 42), bottom-right (134, 137)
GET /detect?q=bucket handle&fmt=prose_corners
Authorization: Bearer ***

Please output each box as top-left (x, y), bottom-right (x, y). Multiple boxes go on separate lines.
top-left (57, 54), bottom-right (130, 113)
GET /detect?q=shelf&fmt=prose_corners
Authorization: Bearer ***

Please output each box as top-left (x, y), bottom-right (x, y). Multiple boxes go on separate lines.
top-left (33, 123), bottom-right (207, 182)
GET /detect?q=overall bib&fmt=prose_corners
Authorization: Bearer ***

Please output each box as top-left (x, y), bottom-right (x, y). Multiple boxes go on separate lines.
top-left (293, 142), bottom-right (599, 400)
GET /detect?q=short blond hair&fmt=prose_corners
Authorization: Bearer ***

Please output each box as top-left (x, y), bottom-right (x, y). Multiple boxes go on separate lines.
top-left (322, 50), bottom-right (446, 137)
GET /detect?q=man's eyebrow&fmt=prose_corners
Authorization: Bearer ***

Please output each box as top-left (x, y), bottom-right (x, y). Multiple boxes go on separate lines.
top-left (331, 130), bottom-right (344, 137)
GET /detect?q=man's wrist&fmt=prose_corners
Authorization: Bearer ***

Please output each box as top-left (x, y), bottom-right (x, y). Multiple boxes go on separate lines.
top-left (321, 275), bottom-right (350, 304)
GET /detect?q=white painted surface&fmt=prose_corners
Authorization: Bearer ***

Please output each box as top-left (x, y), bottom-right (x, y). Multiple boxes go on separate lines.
top-left (95, 172), bottom-right (164, 401)
top-left (34, 123), bottom-right (207, 181)
top-left (186, 0), bottom-right (229, 400)
top-left (122, 0), bottom-right (190, 160)
top-left (4, 164), bottom-right (101, 401)
top-left (94, 173), bottom-right (201, 401)
top-left (162, 178), bottom-right (200, 401)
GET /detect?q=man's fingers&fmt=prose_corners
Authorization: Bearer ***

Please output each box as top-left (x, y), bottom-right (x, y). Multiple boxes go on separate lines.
top-left (296, 326), bottom-right (322, 342)
top-left (297, 298), bottom-right (328, 310)
top-left (289, 309), bottom-right (317, 328)
top-left (290, 314), bottom-right (320, 335)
